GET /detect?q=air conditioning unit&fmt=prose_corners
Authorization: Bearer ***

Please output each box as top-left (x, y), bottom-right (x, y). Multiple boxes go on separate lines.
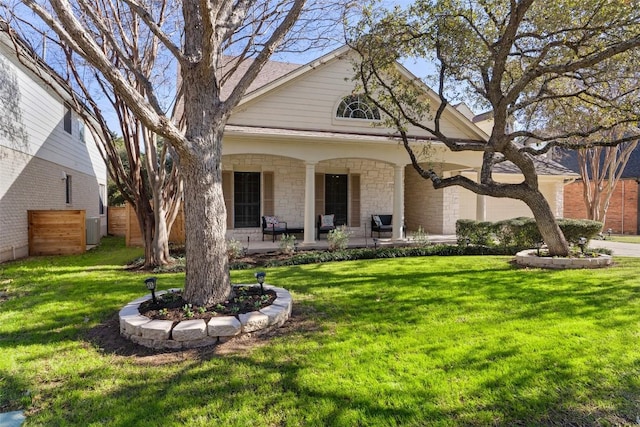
top-left (86, 217), bottom-right (101, 245)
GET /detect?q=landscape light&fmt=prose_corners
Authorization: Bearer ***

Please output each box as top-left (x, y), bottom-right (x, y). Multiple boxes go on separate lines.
top-left (255, 271), bottom-right (266, 295)
top-left (577, 237), bottom-right (587, 254)
top-left (144, 277), bottom-right (158, 304)
top-left (534, 241), bottom-right (544, 256)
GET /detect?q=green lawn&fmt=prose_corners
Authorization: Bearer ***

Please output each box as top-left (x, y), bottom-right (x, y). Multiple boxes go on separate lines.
top-left (609, 235), bottom-right (640, 244)
top-left (2, 237), bottom-right (640, 426)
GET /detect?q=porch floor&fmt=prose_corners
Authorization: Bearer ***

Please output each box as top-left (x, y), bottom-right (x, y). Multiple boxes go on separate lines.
top-left (241, 234), bottom-right (457, 254)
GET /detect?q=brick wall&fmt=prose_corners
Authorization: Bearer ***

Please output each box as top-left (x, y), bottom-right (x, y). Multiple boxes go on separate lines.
top-left (0, 147), bottom-right (103, 262)
top-left (563, 179), bottom-right (638, 234)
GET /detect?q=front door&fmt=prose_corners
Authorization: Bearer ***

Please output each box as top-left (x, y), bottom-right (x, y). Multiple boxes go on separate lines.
top-left (325, 174), bottom-right (348, 226)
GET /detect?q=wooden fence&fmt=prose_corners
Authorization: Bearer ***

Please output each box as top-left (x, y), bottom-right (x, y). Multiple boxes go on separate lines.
top-left (28, 210), bottom-right (86, 255)
top-left (110, 203), bottom-right (185, 247)
top-left (107, 206), bottom-right (127, 236)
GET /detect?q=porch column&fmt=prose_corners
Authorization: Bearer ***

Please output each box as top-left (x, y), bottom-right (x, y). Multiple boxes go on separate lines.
top-left (393, 164), bottom-right (405, 240)
top-left (303, 161), bottom-right (316, 244)
top-left (476, 169), bottom-right (486, 221)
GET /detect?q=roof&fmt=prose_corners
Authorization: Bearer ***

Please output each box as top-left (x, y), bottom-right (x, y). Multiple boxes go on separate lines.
top-left (493, 155), bottom-right (579, 177)
top-left (221, 57), bottom-right (300, 100)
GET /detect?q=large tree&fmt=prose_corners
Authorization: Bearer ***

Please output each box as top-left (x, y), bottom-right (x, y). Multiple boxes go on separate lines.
top-left (15, 0), bottom-right (340, 305)
top-left (351, 0), bottom-right (640, 256)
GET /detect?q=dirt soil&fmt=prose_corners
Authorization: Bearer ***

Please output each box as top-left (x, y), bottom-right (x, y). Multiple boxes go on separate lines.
top-left (84, 304), bottom-right (319, 364)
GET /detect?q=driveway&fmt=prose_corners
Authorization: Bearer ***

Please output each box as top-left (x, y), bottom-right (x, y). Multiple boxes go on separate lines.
top-left (589, 239), bottom-right (640, 257)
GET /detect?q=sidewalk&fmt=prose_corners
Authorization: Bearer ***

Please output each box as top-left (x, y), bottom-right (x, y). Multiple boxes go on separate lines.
top-left (588, 239), bottom-right (640, 257)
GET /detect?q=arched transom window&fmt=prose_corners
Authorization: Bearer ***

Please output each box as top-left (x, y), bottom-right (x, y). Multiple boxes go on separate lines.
top-left (336, 94), bottom-right (381, 120)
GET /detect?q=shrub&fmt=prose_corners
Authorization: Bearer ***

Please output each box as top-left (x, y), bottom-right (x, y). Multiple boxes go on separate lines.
top-left (327, 226), bottom-right (350, 251)
top-left (227, 239), bottom-right (245, 260)
top-left (410, 226), bottom-right (430, 246)
top-left (456, 217), bottom-right (604, 249)
top-left (279, 234), bottom-right (296, 255)
top-left (456, 220), bottom-right (494, 246)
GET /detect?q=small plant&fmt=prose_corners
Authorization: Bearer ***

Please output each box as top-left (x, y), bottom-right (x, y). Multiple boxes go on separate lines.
top-left (327, 226), bottom-right (351, 251)
top-left (197, 306), bottom-right (207, 314)
top-left (158, 308), bottom-right (168, 317)
top-left (411, 226), bottom-right (429, 246)
top-left (279, 234), bottom-right (296, 255)
top-left (183, 303), bottom-right (194, 318)
top-left (227, 239), bottom-right (245, 260)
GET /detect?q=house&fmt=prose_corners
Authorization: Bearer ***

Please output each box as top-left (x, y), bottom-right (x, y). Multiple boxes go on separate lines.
top-left (0, 22), bottom-right (108, 262)
top-left (555, 146), bottom-right (640, 234)
top-left (219, 46), bottom-right (577, 244)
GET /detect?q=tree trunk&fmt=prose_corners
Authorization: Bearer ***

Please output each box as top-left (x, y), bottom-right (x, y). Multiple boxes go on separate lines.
top-left (181, 130), bottom-right (231, 306)
top-left (524, 190), bottom-right (569, 257)
top-left (152, 195), bottom-right (170, 265)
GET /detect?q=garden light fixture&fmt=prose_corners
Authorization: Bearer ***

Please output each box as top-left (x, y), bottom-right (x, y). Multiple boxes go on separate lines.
top-left (578, 237), bottom-right (587, 254)
top-left (607, 228), bottom-right (612, 239)
top-left (145, 276), bottom-right (158, 304)
top-left (255, 271), bottom-right (266, 295)
top-left (534, 241), bottom-right (544, 256)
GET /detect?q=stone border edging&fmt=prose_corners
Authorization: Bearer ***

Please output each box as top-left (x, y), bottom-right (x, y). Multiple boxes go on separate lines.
top-left (515, 250), bottom-right (613, 269)
top-left (119, 285), bottom-right (292, 350)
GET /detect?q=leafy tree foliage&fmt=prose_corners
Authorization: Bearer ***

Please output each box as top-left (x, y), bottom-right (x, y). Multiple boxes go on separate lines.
top-left (350, 0), bottom-right (640, 256)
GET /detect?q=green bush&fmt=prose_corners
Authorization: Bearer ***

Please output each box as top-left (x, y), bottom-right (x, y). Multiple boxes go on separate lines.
top-left (456, 217), bottom-right (604, 249)
top-left (327, 226), bottom-right (351, 251)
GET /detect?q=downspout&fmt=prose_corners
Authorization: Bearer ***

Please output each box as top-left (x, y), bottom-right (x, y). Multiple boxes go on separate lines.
top-left (621, 180), bottom-right (625, 233)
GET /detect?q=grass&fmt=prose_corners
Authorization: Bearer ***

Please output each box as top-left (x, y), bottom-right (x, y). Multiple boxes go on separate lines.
top-left (609, 235), bottom-right (640, 244)
top-left (2, 236), bottom-right (640, 426)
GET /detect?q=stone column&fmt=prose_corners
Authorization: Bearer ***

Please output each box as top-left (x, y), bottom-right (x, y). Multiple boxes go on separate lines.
top-left (303, 162), bottom-right (316, 244)
top-left (476, 169), bottom-right (486, 221)
top-left (393, 164), bottom-right (405, 240)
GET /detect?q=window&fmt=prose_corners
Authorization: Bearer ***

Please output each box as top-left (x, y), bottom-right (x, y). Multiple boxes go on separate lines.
top-left (233, 172), bottom-right (261, 227)
top-left (64, 105), bottom-right (72, 134)
top-left (99, 184), bottom-right (105, 215)
top-left (336, 94), bottom-right (381, 120)
top-left (65, 175), bottom-right (72, 204)
top-left (79, 121), bottom-right (86, 143)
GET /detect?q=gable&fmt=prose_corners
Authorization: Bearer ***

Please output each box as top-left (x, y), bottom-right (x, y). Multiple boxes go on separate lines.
top-left (229, 49), bottom-right (487, 141)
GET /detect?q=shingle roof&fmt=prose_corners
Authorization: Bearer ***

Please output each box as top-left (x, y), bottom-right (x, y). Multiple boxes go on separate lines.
top-left (221, 57), bottom-right (301, 100)
top-left (493, 155), bottom-right (579, 176)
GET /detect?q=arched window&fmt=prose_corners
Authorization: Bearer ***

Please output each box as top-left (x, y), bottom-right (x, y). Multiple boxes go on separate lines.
top-left (336, 94), bottom-right (381, 120)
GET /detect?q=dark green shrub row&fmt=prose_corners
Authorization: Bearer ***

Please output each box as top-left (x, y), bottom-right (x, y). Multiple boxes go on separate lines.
top-left (456, 217), bottom-right (603, 249)
top-left (262, 244), bottom-right (514, 268)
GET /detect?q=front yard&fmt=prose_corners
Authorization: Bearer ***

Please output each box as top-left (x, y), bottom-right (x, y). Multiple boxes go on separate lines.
top-left (1, 237), bottom-right (640, 426)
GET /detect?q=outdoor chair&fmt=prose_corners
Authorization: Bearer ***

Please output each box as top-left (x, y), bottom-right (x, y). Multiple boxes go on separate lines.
top-left (262, 216), bottom-right (287, 242)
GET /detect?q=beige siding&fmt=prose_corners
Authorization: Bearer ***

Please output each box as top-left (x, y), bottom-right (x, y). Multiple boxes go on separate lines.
top-left (230, 54), bottom-right (481, 141)
top-left (0, 38), bottom-right (107, 262)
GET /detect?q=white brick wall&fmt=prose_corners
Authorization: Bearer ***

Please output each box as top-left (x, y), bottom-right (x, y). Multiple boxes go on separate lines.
top-left (0, 149), bottom-right (103, 262)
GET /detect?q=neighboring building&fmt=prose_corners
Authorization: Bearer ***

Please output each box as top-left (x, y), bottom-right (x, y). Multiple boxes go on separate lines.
top-left (0, 22), bottom-right (108, 262)
top-left (219, 46), bottom-right (577, 244)
top-left (556, 146), bottom-right (640, 234)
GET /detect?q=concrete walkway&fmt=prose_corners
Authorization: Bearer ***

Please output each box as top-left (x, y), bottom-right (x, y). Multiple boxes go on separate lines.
top-left (588, 239), bottom-right (640, 257)
top-left (0, 411), bottom-right (25, 427)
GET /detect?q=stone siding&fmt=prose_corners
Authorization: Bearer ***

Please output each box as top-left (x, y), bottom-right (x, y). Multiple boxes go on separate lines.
top-left (223, 155), bottom-right (395, 240)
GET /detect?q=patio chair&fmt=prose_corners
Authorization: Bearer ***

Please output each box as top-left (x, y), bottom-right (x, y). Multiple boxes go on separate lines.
top-left (317, 214), bottom-right (336, 239)
top-left (262, 216), bottom-right (288, 242)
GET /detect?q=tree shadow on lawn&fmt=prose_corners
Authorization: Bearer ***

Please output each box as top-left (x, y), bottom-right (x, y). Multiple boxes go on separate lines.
top-left (28, 305), bottom-right (640, 426)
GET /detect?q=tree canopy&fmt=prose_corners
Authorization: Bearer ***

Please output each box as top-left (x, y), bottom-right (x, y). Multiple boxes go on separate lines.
top-left (350, 0), bottom-right (640, 255)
